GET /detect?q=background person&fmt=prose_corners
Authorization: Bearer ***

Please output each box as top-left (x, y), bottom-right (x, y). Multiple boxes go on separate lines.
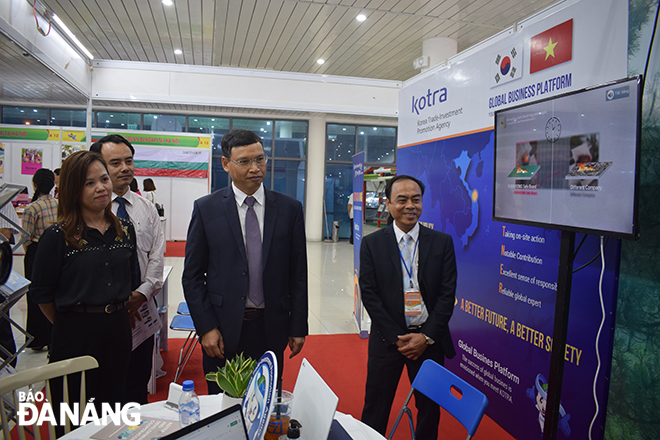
top-left (30, 151), bottom-right (139, 415)
top-left (22, 168), bottom-right (57, 350)
top-left (143, 178), bottom-right (157, 205)
top-left (90, 135), bottom-right (165, 405)
top-left (53, 168), bottom-right (60, 199)
top-left (359, 175), bottom-right (457, 439)
top-left (348, 193), bottom-right (354, 245)
top-left (0, 202), bottom-right (21, 367)
top-left (183, 129), bottom-right (308, 394)
top-left (130, 178), bottom-right (142, 196)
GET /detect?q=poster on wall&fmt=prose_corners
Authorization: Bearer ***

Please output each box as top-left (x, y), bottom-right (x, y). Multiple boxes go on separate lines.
top-left (134, 148), bottom-right (209, 178)
top-left (21, 148), bottom-right (42, 175)
top-left (396, 0), bottom-right (627, 439)
top-left (62, 144), bottom-right (86, 160)
top-left (0, 143), bottom-right (4, 179)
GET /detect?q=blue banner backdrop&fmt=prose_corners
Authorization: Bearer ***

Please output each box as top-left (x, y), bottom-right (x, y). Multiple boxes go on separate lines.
top-left (353, 152), bottom-right (366, 336)
top-left (397, 130), bottom-right (620, 439)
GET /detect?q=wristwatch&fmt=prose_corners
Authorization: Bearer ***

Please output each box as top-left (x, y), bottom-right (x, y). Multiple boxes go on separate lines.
top-left (422, 334), bottom-right (435, 345)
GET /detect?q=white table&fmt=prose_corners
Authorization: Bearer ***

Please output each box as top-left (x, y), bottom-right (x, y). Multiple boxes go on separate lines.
top-left (60, 395), bottom-right (385, 440)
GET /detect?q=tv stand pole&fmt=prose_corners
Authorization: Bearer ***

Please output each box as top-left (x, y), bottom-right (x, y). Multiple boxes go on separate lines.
top-left (543, 229), bottom-right (575, 440)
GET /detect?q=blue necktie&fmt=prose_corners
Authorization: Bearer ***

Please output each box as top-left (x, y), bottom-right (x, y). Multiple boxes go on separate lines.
top-left (116, 197), bottom-right (129, 220)
top-left (114, 196), bottom-right (141, 283)
top-left (245, 197), bottom-right (264, 307)
top-left (402, 234), bottom-right (414, 288)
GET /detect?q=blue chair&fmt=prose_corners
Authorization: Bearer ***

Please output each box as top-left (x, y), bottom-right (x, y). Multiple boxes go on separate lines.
top-left (177, 301), bottom-right (190, 315)
top-left (169, 314), bottom-right (199, 383)
top-left (387, 359), bottom-right (489, 440)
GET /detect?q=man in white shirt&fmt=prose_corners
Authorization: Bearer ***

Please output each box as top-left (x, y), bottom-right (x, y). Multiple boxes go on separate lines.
top-left (91, 135), bottom-right (165, 404)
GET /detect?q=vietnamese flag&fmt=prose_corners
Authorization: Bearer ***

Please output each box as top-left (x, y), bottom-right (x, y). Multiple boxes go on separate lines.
top-left (530, 19), bottom-right (573, 73)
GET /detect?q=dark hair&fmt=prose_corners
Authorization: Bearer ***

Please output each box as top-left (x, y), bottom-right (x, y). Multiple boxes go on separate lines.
top-left (31, 168), bottom-right (55, 202)
top-left (53, 168), bottom-right (61, 176)
top-left (220, 130), bottom-right (263, 158)
top-left (130, 178), bottom-right (139, 192)
top-left (143, 178), bottom-right (156, 192)
top-left (58, 151), bottom-right (122, 249)
top-left (385, 175), bottom-right (426, 200)
top-left (90, 134), bottom-right (136, 156)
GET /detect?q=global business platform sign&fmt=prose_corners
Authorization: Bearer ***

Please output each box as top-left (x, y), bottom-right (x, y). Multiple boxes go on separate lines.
top-left (396, 0), bottom-right (627, 439)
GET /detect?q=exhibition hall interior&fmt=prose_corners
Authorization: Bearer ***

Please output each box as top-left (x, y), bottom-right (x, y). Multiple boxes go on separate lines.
top-left (1, 0), bottom-right (660, 439)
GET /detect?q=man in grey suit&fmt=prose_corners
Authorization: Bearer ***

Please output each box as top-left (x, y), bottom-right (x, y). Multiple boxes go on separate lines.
top-left (360, 175), bottom-right (457, 439)
top-left (182, 129), bottom-right (308, 393)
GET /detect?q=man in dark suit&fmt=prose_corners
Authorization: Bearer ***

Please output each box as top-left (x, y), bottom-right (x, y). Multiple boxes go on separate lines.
top-left (360, 175), bottom-right (457, 439)
top-left (183, 129), bottom-right (308, 394)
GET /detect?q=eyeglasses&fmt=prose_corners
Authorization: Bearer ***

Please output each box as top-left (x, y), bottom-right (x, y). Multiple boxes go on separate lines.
top-left (229, 155), bottom-right (269, 168)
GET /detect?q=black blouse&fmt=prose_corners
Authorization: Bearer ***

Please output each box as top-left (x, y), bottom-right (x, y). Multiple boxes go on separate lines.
top-left (30, 219), bottom-right (140, 311)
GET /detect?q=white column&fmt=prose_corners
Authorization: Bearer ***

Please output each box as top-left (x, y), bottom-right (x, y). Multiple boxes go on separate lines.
top-left (421, 37), bottom-right (457, 72)
top-left (305, 116), bottom-right (326, 242)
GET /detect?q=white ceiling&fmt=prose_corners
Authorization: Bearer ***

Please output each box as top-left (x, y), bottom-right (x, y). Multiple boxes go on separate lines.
top-left (0, 0), bottom-right (560, 112)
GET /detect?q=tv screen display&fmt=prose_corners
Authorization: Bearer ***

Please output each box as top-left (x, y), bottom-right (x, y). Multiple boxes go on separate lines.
top-left (493, 76), bottom-right (641, 239)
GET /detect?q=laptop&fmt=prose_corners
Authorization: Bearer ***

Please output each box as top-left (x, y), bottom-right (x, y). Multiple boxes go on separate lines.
top-left (159, 404), bottom-right (249, 440)
top-left (291, 359), bottom-right (342, 440)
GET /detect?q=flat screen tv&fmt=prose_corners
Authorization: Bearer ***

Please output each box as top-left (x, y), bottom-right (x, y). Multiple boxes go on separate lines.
top-left (493, 76), bottom-right (642, 239)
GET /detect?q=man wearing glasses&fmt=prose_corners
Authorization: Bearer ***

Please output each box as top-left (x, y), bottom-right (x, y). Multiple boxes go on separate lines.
top-left (183, 129), bottom-right (308, 392)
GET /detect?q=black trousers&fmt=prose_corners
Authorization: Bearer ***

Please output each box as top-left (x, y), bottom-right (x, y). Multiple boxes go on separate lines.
top-left (49, 309), bottom-right (132, 416)
top-left (202, 315), bottom-right (285, 395)
top-left (24, 242), bottom-right (52, 348)
top-left (361, 344), bottom-right (445, 440)
top-left (123, 334), bottom-right (155, 405)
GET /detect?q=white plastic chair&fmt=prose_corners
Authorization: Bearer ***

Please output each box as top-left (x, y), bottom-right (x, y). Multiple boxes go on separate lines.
top-left (0, 355), bottom-right (99, 439)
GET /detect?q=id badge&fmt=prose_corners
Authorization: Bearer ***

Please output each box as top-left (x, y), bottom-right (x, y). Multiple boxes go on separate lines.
top-left (404, 290), bottom-right (422, 316)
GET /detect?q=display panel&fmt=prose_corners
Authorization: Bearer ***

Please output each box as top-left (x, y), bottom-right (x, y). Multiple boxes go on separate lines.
top-left (493, 76), bottom-right (641, 239)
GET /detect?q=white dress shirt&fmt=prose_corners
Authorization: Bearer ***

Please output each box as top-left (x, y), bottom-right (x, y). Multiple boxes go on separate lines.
top-left (392, 221), bottom-right (429, 327)
top-left (112, 190), bottom-right (165, 300)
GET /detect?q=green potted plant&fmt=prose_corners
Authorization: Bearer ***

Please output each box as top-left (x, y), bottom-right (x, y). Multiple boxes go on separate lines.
top-left (205, 353), bottom-right (256, 401)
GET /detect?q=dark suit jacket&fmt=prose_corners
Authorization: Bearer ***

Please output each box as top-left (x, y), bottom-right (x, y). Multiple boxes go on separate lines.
top-left (359, 223), bottom-right (457, 359)
top-left (182, 186), bottom-right (308, 357)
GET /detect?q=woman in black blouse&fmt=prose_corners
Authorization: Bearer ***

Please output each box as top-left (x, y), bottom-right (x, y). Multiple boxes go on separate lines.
top-left (31, 151), bottom-right (139, 414)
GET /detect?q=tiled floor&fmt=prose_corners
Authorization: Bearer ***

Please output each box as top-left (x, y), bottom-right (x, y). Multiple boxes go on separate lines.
top-left (7, 233), bottom-right (376, 374)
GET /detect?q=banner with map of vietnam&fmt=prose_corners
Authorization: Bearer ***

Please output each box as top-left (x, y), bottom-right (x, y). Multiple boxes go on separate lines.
top-left (397, 131), bottom-right (620, 440)
top-left (395, 1), bottom-right (627, 437)
top-left (134, 148), bottom-right (209, 178)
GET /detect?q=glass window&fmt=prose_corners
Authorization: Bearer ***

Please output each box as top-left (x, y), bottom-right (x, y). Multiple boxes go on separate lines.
top-left (188, 117), bottom-right (231, 156)
top-left (211, 160), bottom-right (230, 193)
top-left (326, 124), bottom-right (356, 162)
top-left (323, 163), bottom-right (352, 239)
top-left (2, 107), bottom-right (47, 125)
top-left (96, 112), bottom-right (141, 129)
top-left (358, 126), bottom-right (397, 164)
top-left (272, 160), bottom-right (305, 206)
top-left (232, 119), bottom-right (273, 156)
top-left (51, 109), bottom-right (86, 127)
top-left (274, 121), bottom-right (307, 158)
top-left (146, 114), bottom-right (185, 132)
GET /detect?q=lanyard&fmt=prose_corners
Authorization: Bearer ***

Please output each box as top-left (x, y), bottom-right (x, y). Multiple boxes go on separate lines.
top-left (398, 237), bottom-right (419, 289)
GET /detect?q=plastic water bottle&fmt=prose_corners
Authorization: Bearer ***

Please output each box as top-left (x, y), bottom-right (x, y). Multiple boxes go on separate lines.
top-left (178, 380), bottom-right (201, 427)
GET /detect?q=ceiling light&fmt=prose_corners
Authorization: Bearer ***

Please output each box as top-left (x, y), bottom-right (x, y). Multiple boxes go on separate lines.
top-left (162, 0), bottom-right (173, 5)
top-left (317, 59), bottom-right (325, 65)
top-left (356, 14), bottom-right (366, 22)
top-left (52, 14), bottom-right (94, 59)
top-left (174, 49), bottom-right (182, 55)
